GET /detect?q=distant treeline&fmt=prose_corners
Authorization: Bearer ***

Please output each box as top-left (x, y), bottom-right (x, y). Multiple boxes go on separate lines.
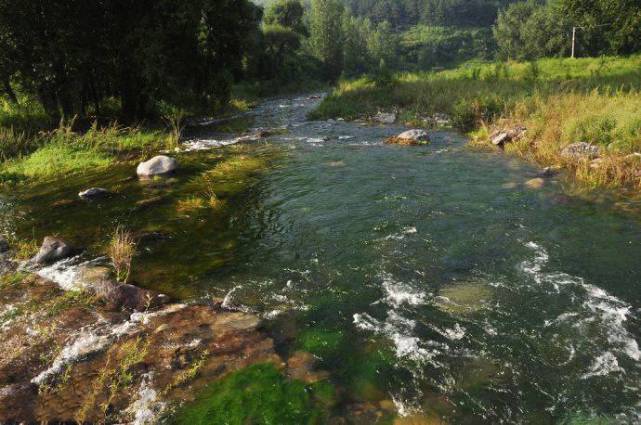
top-left (0, 0), bottom-right (639, 121)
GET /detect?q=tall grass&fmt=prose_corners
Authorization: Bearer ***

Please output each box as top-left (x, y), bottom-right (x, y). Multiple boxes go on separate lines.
top-left (107, 226), bottom-right (136, 284)
top-left (312, 55), bottom-right (641, 191)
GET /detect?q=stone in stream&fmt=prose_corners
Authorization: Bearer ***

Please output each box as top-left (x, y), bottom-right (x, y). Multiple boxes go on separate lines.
top-left (78, 187), bottom-right (110, 200)
top-left (536, 165), bottom-right (562, 178)
top-left (560, 142), bottom-right (601, 160)
top-left (136, 155), bottom-right (178, 178)
top-left (30, 236), bottom-right (73, 265)
top-left (525, 178), bottom-right (545, 189)
top-left (386, 129), bottom-right (430, 146)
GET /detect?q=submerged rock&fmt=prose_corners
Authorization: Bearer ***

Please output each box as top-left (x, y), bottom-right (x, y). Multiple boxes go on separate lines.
top-left (29, 236), bottom-right (73, 265)
top-left (560, 142), bottom-right (601, 160)
top-left (136, 155), bottom-right (178, 178)
top-left (78, 187), bottom-right (110, 200)
top-left (525, 178), bottom-right (545, 189)
top-left (286, 351), bottom-right (329, 384)
top-left (386, 129), bottom-right (430, 146)
top-left (537, 165), bottom-right (562, 178)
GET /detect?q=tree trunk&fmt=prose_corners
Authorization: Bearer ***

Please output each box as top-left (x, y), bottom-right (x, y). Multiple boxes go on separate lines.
top-left (3, 78), bottom-right (18, 104)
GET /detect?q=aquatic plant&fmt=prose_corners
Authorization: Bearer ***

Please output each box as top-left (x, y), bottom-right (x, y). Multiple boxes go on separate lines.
top-left (169, 363), bottom-right (336, 425)
top-left (107, 226), bottom-right (136, 283)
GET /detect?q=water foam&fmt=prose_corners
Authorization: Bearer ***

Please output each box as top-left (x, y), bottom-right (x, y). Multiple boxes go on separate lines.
top-left (520, 241), bottom-right (641, 378)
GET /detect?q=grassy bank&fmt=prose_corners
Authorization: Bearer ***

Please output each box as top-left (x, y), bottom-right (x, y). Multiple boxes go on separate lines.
top-left (0, 92), bottom-right (263, 185)
top-left (312, 55), bottom-right (641, 191)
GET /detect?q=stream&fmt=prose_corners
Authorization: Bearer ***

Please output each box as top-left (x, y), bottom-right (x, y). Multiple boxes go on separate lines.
top-left (2, 94), bottom-right (641, 423)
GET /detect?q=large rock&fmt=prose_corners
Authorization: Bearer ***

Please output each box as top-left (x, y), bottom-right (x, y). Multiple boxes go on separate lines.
top-left (386, 129), bottom-right (430, 146)
top-left (136, 155), bottom-right (178, 177)
top-left (30, 237), bottom-right (73, 265)
top-left (78, 187), bottom-right (110, 200)
top-left (561, 142), bottom-right (601, 160)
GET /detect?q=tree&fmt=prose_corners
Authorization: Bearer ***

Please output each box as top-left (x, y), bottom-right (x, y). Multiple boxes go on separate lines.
top-left (264, 0), bottom-right (307, 35)
top-left (0, 0), bottom-right (262, 121)
top-left (309, 0), bottom-right (345, 80)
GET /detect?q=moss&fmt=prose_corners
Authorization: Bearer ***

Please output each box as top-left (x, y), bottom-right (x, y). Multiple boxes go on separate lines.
top-left (296, 329), bottom-right (345, 358)
top-left (170, 363), bottom-right (335, 425)
top-left (0, 271), bottom-right (27, 290)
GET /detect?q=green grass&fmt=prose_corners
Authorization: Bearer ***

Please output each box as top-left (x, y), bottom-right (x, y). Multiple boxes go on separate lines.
top-left (312, 55), bottom-right (641, 191)
top-left (169, 363), bottom-right (336, 425)
top-left (0, 121), bottom-right (167, 184)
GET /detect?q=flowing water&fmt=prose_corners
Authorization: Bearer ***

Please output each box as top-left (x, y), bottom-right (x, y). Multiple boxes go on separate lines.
top-left (2, 95), bottom-right (641, 423)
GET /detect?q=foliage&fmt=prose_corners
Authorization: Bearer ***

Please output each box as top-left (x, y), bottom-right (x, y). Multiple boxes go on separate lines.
top-left (169, 363), bottom-right (336, 425)
top-left (401, 25), bottom-right (495, 69)
top-left (309, 0), bottom-right (346, 80)
top-left (0, 0), bottom-right (262, 121)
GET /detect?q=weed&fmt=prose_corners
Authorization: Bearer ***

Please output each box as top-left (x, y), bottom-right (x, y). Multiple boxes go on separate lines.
top-left (107, 226), bottom-right (136, 283)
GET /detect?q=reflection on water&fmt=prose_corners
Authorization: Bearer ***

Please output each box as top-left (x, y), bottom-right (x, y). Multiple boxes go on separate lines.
top-left (3, 94), bottom-right (641, 423)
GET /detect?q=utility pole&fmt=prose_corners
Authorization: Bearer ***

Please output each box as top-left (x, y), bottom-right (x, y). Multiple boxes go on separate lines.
top-left (570, 23), bottom-right (611, 59)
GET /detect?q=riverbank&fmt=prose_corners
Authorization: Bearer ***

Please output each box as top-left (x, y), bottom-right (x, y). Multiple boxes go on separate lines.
top-left (311, 55), bottom-right (641, 194)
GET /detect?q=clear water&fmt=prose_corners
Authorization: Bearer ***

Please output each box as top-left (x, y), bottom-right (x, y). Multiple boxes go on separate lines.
top-left (3, 95), bottom-right (641, 423)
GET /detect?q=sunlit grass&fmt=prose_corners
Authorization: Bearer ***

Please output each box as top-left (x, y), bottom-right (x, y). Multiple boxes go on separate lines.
top-left (312, 55), bottom-right (641, 190)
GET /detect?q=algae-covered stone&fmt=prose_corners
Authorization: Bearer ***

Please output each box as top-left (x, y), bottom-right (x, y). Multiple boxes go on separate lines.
top-left (435, 282), bottom-right (493, 315)
top-left (525, 177), bottom-right (545, 189)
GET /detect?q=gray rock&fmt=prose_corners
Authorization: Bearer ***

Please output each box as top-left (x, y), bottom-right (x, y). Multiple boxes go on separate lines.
top-left (30, 236), bottom-right (73, 265)
top-left (398, 129), bottom-right (430, 142)
top-left (0, 236), bottom-right (8, 253)
top-left (78, 187), bottom-right (110, 200)
top-left (372, 112), bottom-right (397, 124)
top-left (561, 142), bottom-right (601, 160)
top-left (136, 155), bottom-right (178, 177)
top-left (490, 126), bottom-right (526, 146)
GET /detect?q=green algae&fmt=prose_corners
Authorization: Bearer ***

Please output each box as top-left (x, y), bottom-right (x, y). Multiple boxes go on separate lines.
top-left (169, 363), bottom-right (336, 425)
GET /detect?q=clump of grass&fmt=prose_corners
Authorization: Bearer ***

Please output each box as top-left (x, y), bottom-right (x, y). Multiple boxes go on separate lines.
top-left (107, 226), bottom-right (136, 283)
top-left (176, 196), bottom-right (206, 213)
top-left (11, 238), bottom-right (40, 260)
